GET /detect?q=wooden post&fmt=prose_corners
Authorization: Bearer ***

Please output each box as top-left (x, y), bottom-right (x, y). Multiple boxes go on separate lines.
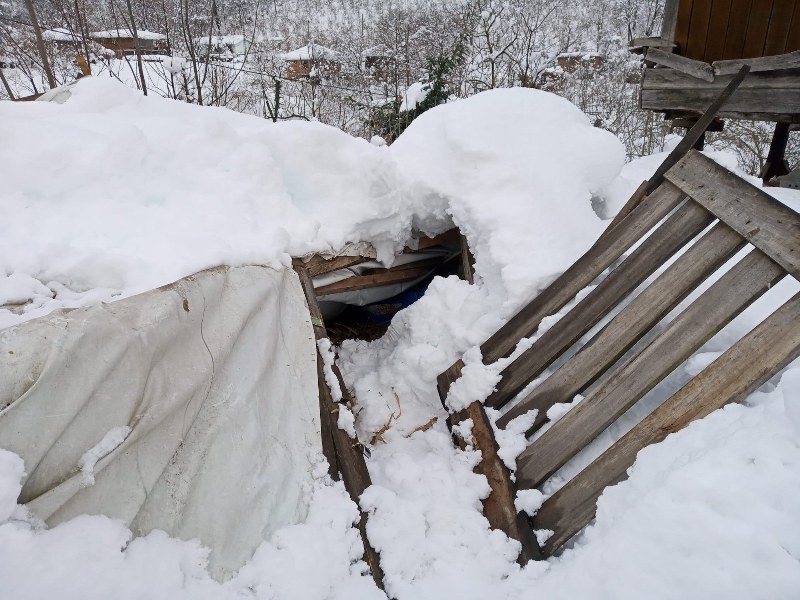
top-left (293, 261), bottom-right (385, 591)
top-left (760, 122), bottom-right (791, 183)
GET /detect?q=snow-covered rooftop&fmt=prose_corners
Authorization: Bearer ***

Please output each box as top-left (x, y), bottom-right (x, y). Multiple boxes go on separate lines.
top-left (43, 27), bottom-right (82, 42)
top-left (196, 34), bottom-right (248, 45)
top-left (280, 43), bottom-right (337, 61)
top-left (90, 29), bottom-right (166, 40)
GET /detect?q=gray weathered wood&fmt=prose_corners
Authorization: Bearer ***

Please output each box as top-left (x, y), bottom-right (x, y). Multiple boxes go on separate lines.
top-left (496, 220), bottom-right (746, 430)
top-left (533, 292), bottom-right (800, 554)
top-left (665, 150), bottom-right (800, 280)
top-left (315, 265), bottom-right (434, 296)
top-left (629, 37), bottom-right (677, 54)
top-left (461, 234), bottom-right (475, 284)
top-left (643, 68), bottom-right (800, 90)
top-left (641, 87), bottom-right (800, 116)
top-left (712, 49), bottom-right (800, 76)
top-left (515, 249), bottom-right (786, 490)
top-left (302, 254), bottom-right (371, 278)
top-left (485, 201), bottom-right (715, 410)
top-left (645, 48), bottom-right (715, 82)
top-left (448, 401), bottom-right (542, 563)
top-left (660, 0), bottom-right (680, 42)
top-left (436, 182), bottom-right (687, 399)
top-left (293, 262), bottom-right (385, 590)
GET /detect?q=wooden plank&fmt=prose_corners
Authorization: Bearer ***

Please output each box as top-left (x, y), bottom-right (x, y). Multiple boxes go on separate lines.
top-left (704, 0), bottom-right (734, 63)
top-left (360, 256), bottom-right (445, 275)
top-left (410, 227), bottom-right (461, 250)
top-left (641, 86), bottom-right (800, 115)
top-left (485, 201), bottom-right (715, 411)
top-left (643, 68), bottom-right (800, 89)
top-left (496, 220), bottom-right (746, 430)
top-left (742, 0), bottom-right (774, 58)
top-left (533, 292), bottom-right (800, 555)
top-left (515, 248), bottom-right (786, 490)
top-left (302, 254), bottom-right (371, 278)
top-left (764, 0), bottom-right (795, 56)
top-left (665, 150), bottom-right (800, 279)
top-left (645, 48), bottom-right (715, 81)
top-left (787, 3), bottom-right (800, 52)
top-left (713, 49), bottom-right (800, 74)
top-left (436, 182), bottom-right (687, 399)
top-left (448, 402), bottom-right (542, 562)
top-left (629, 37), bottom-right (677, 53)
top-left (293, 263), bottom-right (385, 590)
top-left (685, 0), bottom-right (714, 60)
top-left (660, 0), bottom-right (681, 42)
top-left (599, 182), bottom-right (648, 239)
top-left (314, 265), bottom-right (434, 296)
top-left (722, 0), bottom-right (754, 59)
top-left (460, 234), bottom-right (475, 284)
top-left (674, 0), bottom-right (696, 54)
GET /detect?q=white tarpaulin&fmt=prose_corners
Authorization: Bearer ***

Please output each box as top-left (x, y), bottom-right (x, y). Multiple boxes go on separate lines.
top-left (0, 265), bottom-right (321, 579)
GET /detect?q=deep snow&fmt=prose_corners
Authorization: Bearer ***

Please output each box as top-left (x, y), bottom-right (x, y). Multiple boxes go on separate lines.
top-left (2, 78), bottom-right (800, 599)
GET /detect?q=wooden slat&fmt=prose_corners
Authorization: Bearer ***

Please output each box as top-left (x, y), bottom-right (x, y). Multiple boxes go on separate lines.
top-left (599, 182), bottom-right (648, 238)
top-left (742, 0), bottom-right (774, 58)
top-left (515, 248), bottom-right (786, 490)
top-left (293, 263), bottom-right (385, 590)
top-left (460, 234), bottom-right (475, 284)
top-left (303, 254), bottom-right (371, 278)
top-left (722, 0), bottom-right (754, 59)
top-left (485, 201), bottom-right (715, 411)
top-left (704, 0), bottom-right (734, 63)
top-left (315, 265), bottom-right (434, 296)
top-left (712, 49), bottom-right (800, 74)
top-left (448, 402), bottom-right (542, 562)
top-left (665, 150), bottom-right (800, 279)
top-left (643, 68), bottom-right (800, 89)
top-left (436, 183), bottom-right (687, 399)
top-left (497, 220), bottom-right (746, 430)
top-left (660, 0), bottom-right (681, 42)
top-left (533, 292), bottom-right (800, 554)
top-left (645, 48), bottom-right (715, 81)
top-left (629, 37), bottom-right (677, 53)
top-left (685, 0), bottom-right (714, 60)
top-left (674, 0), bottom-right (696, 54)
top-left (641, 86), bottom-right (800, 115)
top-left (360, 256), bottom-right (445, 276)
top-left (764, 0), bottom-right (795, 56)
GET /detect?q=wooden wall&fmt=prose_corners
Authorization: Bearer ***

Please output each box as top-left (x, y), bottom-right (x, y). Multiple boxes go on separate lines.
top-left (665, 0), bottom-right (800, 62)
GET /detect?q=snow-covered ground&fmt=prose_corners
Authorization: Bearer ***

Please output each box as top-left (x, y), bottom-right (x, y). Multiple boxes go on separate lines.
top-left (1, 78), bottom-right (800, 599)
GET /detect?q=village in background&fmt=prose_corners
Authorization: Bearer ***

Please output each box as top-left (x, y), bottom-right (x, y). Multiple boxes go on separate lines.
top-left (1, 0), bottom-right (798, 173)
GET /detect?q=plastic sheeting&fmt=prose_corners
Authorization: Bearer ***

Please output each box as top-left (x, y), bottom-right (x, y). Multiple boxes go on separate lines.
top-left (0, 265), bottom-right (321, 579)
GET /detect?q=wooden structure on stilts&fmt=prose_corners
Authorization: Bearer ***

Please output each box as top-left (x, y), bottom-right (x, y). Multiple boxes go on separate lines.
top-left (437, 149), bottom-right (800, 558)
top-left (631, 0), bottom-right (800, 182)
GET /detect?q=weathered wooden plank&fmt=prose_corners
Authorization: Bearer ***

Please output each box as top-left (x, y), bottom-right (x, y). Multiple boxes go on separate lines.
top-left (764, 0), bottom-right (795, 56)
top-left (410, 227), bottom-right (461, 250)
top-left (315, 265), bottom-right (434, 296)
top-left (496, 220), bottom-right (746, 430)
top-left (713, 49), bottom-right (800, 74)
top-left (302, 254), bottom-right (372, 278)
top-left (460, 234), bottom-right (475, 284)
top-left (704, 0), bottom-right (734, 63)
top-left (660, 0), bottom-right (681, 42)
top-left (485, 201), bottom-right (715, 411)
top-left (665, 150), bottom-right (800, 279)
top-left (641, 86), bottom-right (800, 115)
top-left (436, 182), bottom-right (687, 399)
top-left (533, 292), bottom-right (800, 555)
top-left (643, 68), bottom-right (800, 90)
top-left (629, 37), bottom-right (677, 54)
top-left (515, 249), bottom-right (786, 490)
top-left (722, 0), bottom-right (754, 59)
top-left (788, 3), bottom-right (800, 52)
top-left (599, 182), bottom-right (648, 239)
top-left (293, 262), bottom-right (385, 590)
top-left (684, 0), bottom-right (714, 61)
top-left (646, 48), bottom-right (715, 81)
top-left (448, 401), bottom-right (542, 563)
top-left (742, 0), bottom-right (776, 58)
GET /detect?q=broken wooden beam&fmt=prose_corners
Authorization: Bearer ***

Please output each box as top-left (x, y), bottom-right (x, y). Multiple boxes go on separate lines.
top-left (645, 48), bottom-right (715, 82)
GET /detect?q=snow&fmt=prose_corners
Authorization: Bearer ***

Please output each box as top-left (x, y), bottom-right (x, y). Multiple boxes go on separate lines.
top-left (90, 29), bottom-right (167, 40)
top-left (2, 78), bottom-right (800, 598)
top-left (399, 81), bottom-right (428, 112)
top-left (280, 44), bottom-right (338, 61)
top-left (78, 426), bottom-right (132, 486)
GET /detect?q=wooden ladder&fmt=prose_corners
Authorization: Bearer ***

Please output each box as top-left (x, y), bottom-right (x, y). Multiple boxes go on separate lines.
top-left (438, 150), bottom-right (800, 560)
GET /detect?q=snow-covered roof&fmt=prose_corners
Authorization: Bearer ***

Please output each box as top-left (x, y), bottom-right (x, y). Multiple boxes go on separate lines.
top-left (280, 43), bottom-right (337, 61)
top-left (196, 34), bottom-right (247, 46)
top-left (90, 29), bottom-right (166, 40)
top-left (557, 51), bottom-right (603, 59)
top-left (43, 28), bottom-right (82, 42)
top-left (362, 45), bottom-right (389, 57)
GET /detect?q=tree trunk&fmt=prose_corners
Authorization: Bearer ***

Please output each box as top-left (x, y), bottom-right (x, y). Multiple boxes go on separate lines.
top-left (23, 0), bottom-right (56, 88)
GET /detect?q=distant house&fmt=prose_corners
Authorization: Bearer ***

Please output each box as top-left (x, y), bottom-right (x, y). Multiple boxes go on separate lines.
top-left (280, 43), bottom-right (340, 81)
top-left (363, 46), bottom-right (394, 81)
top-left (195, 35), bottom-right (252, 60)
top-left (556, 52), bottom-right (605, 74)
top-left (43, 28), bottom-right (83, 46)
top-left (89, 29), bottom-right (168, 59)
